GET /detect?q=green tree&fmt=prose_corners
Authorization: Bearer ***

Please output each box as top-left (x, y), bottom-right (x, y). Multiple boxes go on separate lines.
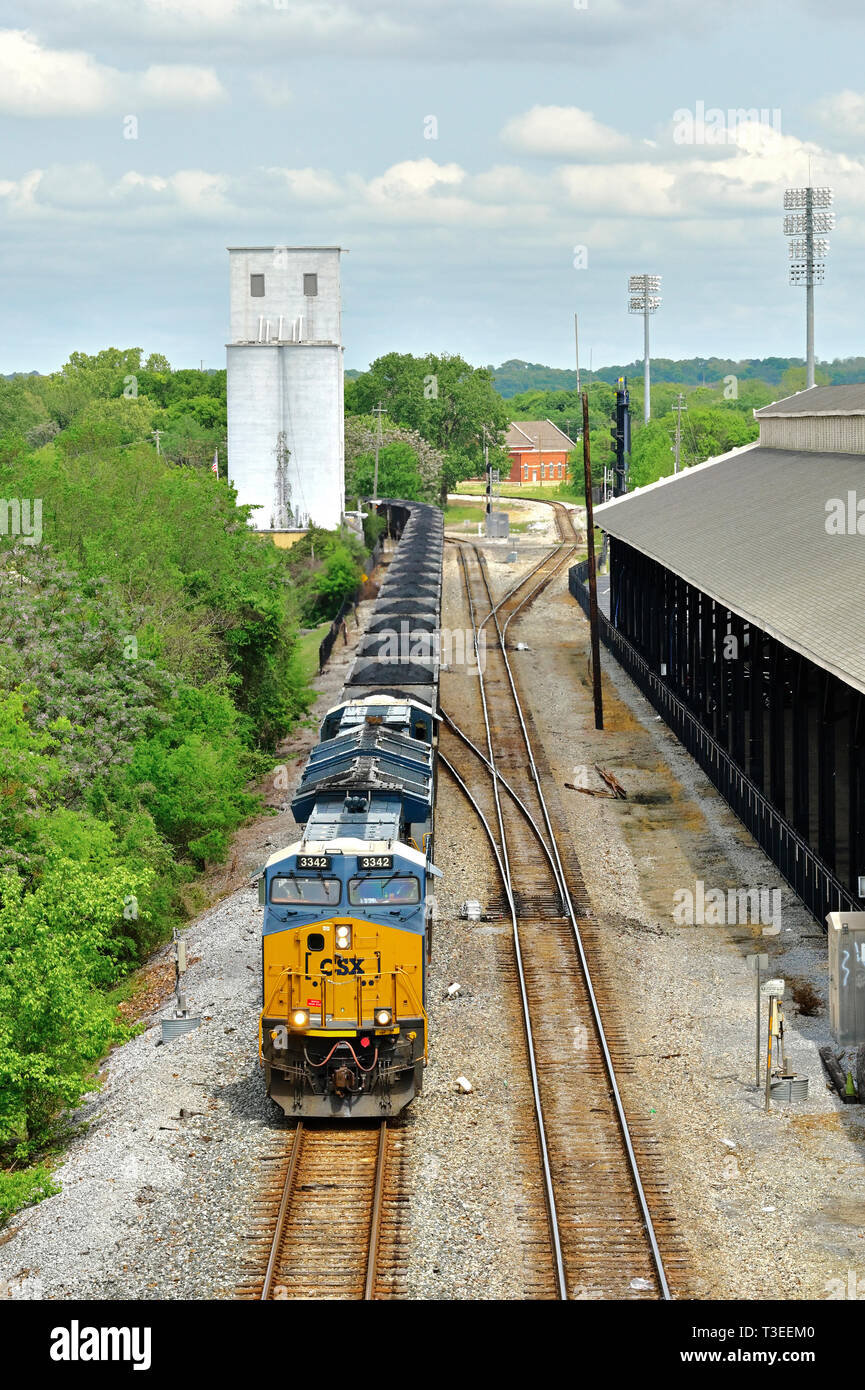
top-left (778, 364), bottom-right (830, 397)
top-left (350, 440), bottom-right (425, 500)
top-left (349, 352), bottom-right (508, 468)
top-left (57, 396), bottom-right (157, 457)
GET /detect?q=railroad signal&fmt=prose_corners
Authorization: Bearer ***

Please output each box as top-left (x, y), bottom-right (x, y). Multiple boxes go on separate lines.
top-left (610, 377), bottom-right (631, 497)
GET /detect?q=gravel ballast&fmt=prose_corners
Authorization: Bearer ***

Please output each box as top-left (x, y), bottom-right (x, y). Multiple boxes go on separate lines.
top-left (3, 523), bottom-right (860, 1302)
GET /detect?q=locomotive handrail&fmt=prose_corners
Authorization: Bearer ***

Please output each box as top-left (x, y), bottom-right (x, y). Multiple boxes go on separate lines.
top-left (395, 968), bottom-right (429, 1061)
top-left (258, 966), bottom-right (292, 1062)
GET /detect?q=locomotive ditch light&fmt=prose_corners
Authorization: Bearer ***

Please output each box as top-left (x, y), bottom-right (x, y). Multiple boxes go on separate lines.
top-left (375, 1008), bottom-right (393, 1027)
top-left (335, 924), bottom-right (352, 949)
top-left (290, 1009), bottom-right (310, 1029)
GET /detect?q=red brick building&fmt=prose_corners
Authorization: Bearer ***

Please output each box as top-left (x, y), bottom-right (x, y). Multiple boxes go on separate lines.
top-left (506, 419), bottom-right (575, 484)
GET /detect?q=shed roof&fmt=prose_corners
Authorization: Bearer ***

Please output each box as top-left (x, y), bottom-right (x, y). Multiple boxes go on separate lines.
top-left (594, 443), bottom-right (865, 695)
top-left (755, 384), bottom-right (865, 417)
top-left (507, 419), bottom-right (576, 451)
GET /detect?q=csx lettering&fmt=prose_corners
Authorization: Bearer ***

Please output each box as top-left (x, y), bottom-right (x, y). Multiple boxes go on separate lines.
top-left (320, 956), bottom-right (365, 977)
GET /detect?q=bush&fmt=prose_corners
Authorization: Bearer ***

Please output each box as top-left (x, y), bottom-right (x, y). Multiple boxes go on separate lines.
top-left (287, 527), bottom-right (366, 625)
top-left (0, 862), bottom-right (142, 1152)
top-left (0, 1165), bottom-right (58, 1227)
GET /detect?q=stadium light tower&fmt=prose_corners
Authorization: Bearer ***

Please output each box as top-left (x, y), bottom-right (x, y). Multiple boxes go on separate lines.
top-left (784, 186), bottom-right (834, 389)
top-left (628, 274), bottom-right (661, 423)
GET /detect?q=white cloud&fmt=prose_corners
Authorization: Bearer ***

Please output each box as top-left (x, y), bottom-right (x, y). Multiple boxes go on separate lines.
top-left (12, 0), bottom-right (765, 60)
top-left (502, 106), bottom-right (632, 159)
top-left (0, 169), bottom-right (43, 214)
top-left (364, 159), bottom-right (465, 202)
top-left (137, 63), bottom-right (224, 105)
top-left (268, 167), bottom-right (342, 202)
top-left (813, 89), bottom-right (865, 136)
top-left (166, 170), bottom-right (231, 213)
top-left (0, 29), bottom-right (225, 115)
top-left (2, 128), bottom-right (864, 239)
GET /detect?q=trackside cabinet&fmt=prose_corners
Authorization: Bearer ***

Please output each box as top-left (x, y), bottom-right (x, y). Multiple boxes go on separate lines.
top-left (827, 911), bottom-right (865, 1045)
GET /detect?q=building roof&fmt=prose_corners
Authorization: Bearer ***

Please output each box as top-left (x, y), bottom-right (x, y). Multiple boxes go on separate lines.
top-left (226, 245), bottom-right (345, 253)
top-left (506, 419), bottom-right (576, 451)
top-left (755, 384), bottom-right (865, 417)
top-left (594, 443), bottom-right (865, 696)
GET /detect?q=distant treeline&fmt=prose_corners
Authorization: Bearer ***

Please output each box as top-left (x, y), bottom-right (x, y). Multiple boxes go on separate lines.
top-left (486, 357), bottom-right (865, 396)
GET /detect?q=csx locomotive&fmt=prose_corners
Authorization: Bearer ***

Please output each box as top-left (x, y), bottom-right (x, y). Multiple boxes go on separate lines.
top-left (258, 501), bottom-right (443, 1118)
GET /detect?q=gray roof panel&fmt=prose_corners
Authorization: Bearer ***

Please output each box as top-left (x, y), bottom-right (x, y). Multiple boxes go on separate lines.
top-left (594, 445), bottom-right (865, 695)
top-left (756, 384), bottom-right (865, 416)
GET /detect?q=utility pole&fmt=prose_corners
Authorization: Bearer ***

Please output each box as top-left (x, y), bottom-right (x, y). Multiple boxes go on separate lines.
top-left (574, 312), bottom-right (581, 397)
top-left (582, 391), bottom-right (603, 731)
top-left (372, 401), bottom-right (385, 501)
top-left (151, 428), bottom-right (162, 455)
top-left (673, 392), bottom-right (687, 473)
top-left (483, 426), bottom-right (491, 518)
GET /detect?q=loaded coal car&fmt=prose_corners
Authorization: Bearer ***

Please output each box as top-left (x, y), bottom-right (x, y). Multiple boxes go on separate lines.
top-left (258, 501), bottom-right (442, 1118)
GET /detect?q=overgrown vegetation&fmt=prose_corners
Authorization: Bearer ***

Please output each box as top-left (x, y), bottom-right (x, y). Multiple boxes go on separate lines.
top-left (0, 347), bottom-right (370, 1219)
top-left (284, 526), bottom-right (368, 626)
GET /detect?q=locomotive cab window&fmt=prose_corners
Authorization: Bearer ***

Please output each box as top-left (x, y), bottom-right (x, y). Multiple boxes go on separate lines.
top-left (270, 875), bottom-right (341, 905)
top-left (348, 876), bottom-right (421, 906)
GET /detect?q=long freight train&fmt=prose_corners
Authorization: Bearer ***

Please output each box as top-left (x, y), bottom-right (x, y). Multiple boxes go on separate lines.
top-left (258, 500), bottom-right (443, 1118)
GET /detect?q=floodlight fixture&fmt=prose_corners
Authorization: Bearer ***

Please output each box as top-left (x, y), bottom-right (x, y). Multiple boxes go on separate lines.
top-left (628, 273), bottom-right (662, 422)
top-left (783, 185), bottom-right (833, 387)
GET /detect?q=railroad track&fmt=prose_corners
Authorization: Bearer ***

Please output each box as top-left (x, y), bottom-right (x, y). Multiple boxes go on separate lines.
top-left (441, 531), bottom-right (683, 1300)
top-left (237, 1121), bottom-right (407, 1300)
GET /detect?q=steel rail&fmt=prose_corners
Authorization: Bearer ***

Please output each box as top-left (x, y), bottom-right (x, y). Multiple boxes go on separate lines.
top-left (363, 1120), bottom-right (388, 1300)
top-left (260, 1120), bottom-right (390, 1301)
top-left (440, 709), bottom-right (562, 898)
top-left (455, 542), bottom-right (568, 1301)
top-left (472, 545), bottom-right (672, 1301)
top-left (260, 1121), bottom-right (304, 1301)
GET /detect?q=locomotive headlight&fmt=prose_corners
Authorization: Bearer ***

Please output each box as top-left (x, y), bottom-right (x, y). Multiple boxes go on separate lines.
top-left (375, 1008), bottom-right (393, 1027)
top-left (290, 1009), bottom-right (309, 1029)
top-left (335, 924), bottom-right (352, 949)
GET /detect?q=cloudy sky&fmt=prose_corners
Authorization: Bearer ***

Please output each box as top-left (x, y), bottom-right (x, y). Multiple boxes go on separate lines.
top-left (1, 0), bottom-right (864, 374)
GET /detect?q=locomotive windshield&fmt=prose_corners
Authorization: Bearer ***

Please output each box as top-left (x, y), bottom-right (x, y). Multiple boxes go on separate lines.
top-left (271, 875), bottom-right (341, 905)
top-left (348, 876), bottom-right (421, 906)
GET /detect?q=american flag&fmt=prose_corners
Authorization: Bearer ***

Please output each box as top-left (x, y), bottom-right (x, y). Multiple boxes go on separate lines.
top-left (212, 450), bottom-right (219, 476)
